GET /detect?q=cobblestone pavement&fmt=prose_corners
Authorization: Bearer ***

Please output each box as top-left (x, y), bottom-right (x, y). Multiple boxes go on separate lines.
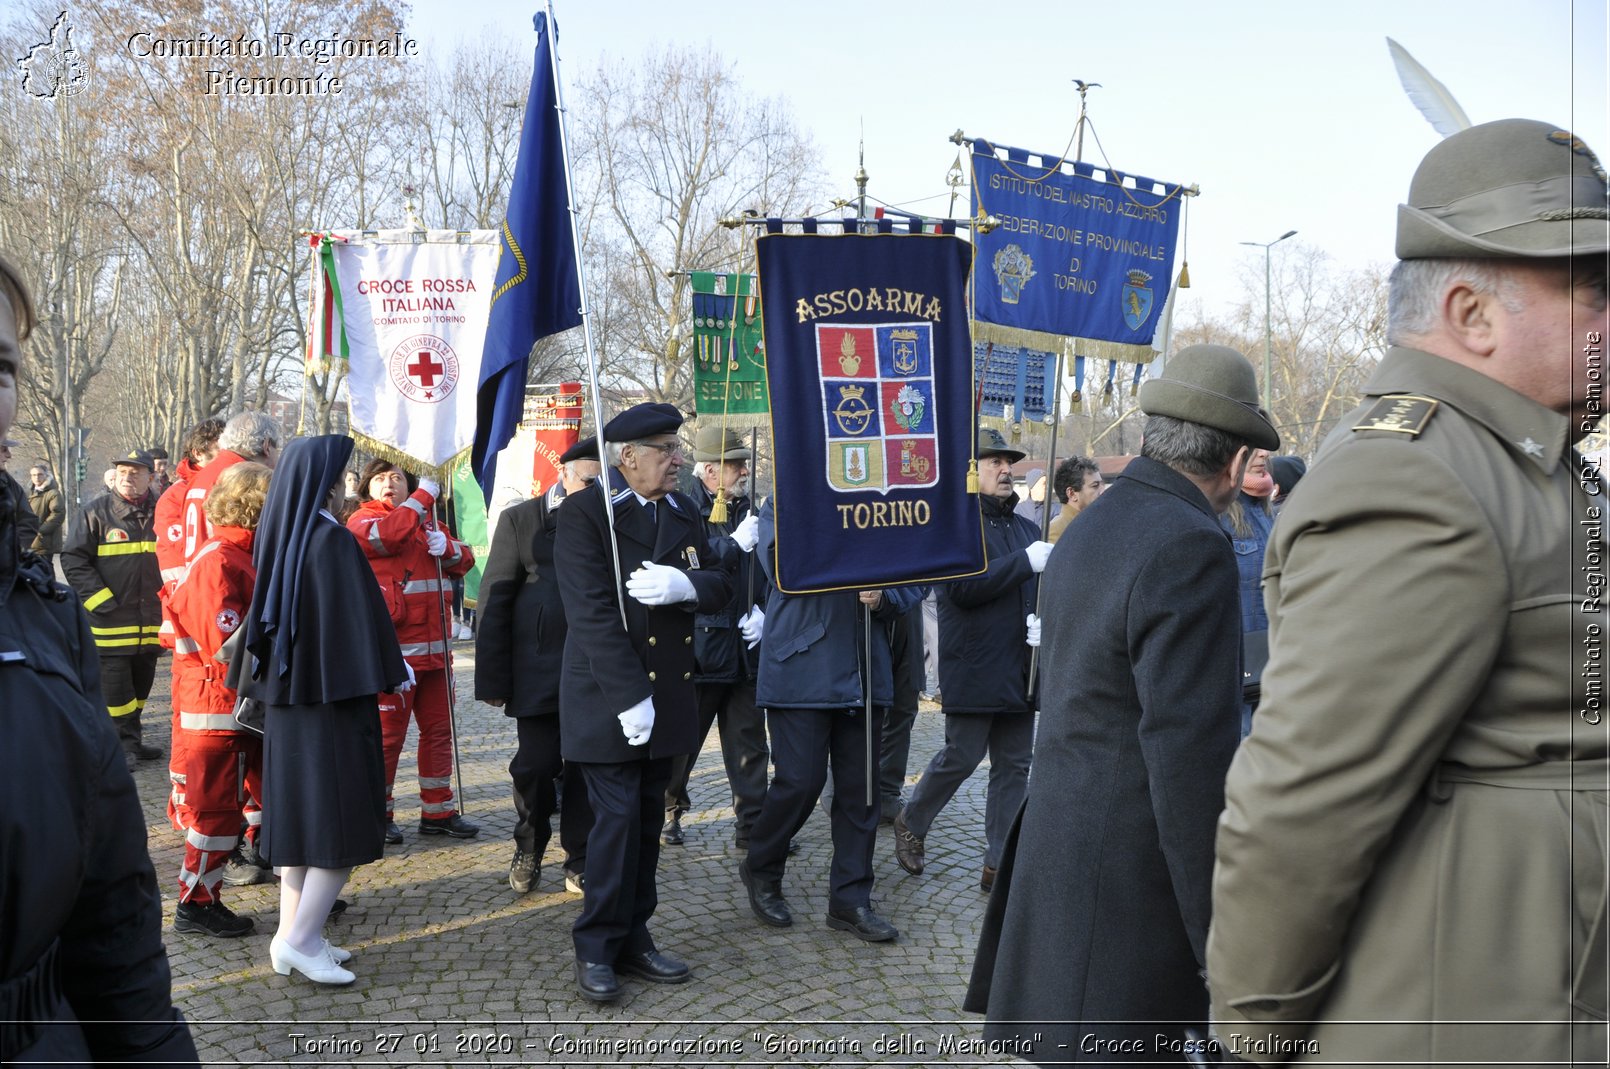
top-left (134, 645), bottom-right (1031, 1066)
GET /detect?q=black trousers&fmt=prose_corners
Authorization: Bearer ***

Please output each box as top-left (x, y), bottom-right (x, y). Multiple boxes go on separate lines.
top-left (747, 707), bottom-right (882, 911)
top-left (509, 715), bottom-right (591, 874)
top-left (100, 651), bottom-right (159, 749)
top-left (572, 757), bottom-right (671, 964)
top-left (878, 612), bottom-right (923, 810)
top-left (663, 680), bottom-right (768, 839)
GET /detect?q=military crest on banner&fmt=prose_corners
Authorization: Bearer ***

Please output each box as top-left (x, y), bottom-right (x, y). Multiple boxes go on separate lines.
top-left (818, 322), bottom-right (939, 493)
top-left (1121, 269), bottom-right (1155, 332)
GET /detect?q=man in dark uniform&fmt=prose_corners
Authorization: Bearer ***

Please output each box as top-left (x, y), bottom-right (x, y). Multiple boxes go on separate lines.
top-left (62, 447), bottom-right (164, 769)
top-left (0, 250), bottom-right (199, 1064)
top-left (893, 427), bottom-right (1049, 892)
top-left (555, 403), bottom-right (731, 1002)
top-left (966, 343), bottom-right (1278, 1060)
top-left (476, 436), bottom-right (600, 895)
top-left (661, 424), bottom-right (769, 850)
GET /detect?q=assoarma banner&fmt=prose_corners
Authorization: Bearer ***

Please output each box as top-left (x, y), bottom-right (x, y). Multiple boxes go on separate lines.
top-left (756, 233), bottom-right (983, 594)
top-left (328, 230), bottom-right (501, 472)
top-left (971, 140), bottom-right (1186, 362)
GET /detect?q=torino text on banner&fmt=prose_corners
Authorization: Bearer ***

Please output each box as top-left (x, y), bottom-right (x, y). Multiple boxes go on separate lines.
top-left (756, 232), bottom-right (983, 594)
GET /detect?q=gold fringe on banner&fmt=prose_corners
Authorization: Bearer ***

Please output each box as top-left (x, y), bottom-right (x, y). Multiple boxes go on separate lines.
top-left (972, 322), bottom-right (1159, 365)
top-left (350, 431), bottom-right (467, 496)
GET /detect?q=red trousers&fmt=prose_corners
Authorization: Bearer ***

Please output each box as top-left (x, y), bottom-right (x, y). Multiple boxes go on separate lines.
top-left (167, 709), bottom-right (190, 832)
top-left (378, 666), bottom-right (457, 821)
top-left (177, 731), bottom-right (262, 904)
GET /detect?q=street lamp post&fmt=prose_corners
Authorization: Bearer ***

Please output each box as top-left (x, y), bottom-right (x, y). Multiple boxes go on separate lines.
top-left (1240, 230), bottom-right (1297, 413)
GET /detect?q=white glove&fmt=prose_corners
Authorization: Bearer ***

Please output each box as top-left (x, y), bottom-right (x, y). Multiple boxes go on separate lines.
top-left (417, 477), bottom-right (440, 499)
top-left (738, 606), bottom-right (765, 649)
top-left (626, 561), bottom-right (696, 606)
top-left (731, 514), bottom-right (760, 553)
top-left (399, 660), bottom-right (416, 692)
top-left (1024, 540), bottom-right (1054, 573)
top-left (618, 695), bottom-right (655, 746)
top-left (425, 528), bottom-right (449, 556)
top-left (1025, 613), bottom-right (1042, 648)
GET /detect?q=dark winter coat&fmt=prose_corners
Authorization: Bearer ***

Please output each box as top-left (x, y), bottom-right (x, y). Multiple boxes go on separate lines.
top-left (61, 489), bottom-right (161, 658)
top-left (966, 455), bottom-right (1242, 1060)
top-left (0, 481), bottom-right (199, 1065)
top-left (26, 476), bottom-right (60, 554)
top-left (689, 481), bottom-right (767, 685)
top-left (475, 484), bottom-right (569, 717)
top-left (935, 491), bottom-right (1040, 714)
top-left (555, 471), bottom-right (731, 763)
top-left (753, 499), bottom-right (915, 710)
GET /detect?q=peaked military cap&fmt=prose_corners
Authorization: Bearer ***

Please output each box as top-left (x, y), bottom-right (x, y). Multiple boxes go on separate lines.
top-left (602, 402), bottom-right (683, 443)
top-left (114, 448), bottom-right (156, 471)
top-left (1139, 344), bottom-right (1280, 451)
top-left (1397, 118), bottom-right (1610, 259)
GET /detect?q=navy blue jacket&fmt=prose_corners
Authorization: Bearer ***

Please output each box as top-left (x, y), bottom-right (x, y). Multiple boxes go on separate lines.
top-left (936, 491), bottom-right (1040, 714)
top-left (753, 500), bottom-right (917, 710)
top-left (689, 481), bottom-right (767, 685)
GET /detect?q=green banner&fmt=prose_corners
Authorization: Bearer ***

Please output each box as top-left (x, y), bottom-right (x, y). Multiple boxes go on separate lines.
top-left (451, 457), bottom-right (489, 609)
top-left (691, 271), bottom-right (767, 415)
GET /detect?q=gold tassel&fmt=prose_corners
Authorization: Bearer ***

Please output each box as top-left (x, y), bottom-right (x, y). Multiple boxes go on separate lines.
top-left (1177, 261), bottom-right (1191, 289)
top-left (967, 459), bottom-right (979, 494)
top-left (709, 487), bottom-right (728, 524)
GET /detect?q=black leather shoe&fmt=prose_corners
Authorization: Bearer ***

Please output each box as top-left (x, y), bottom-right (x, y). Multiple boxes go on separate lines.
top-left (134, 741), bottom-right (163, 760)
top-left (616, 950), bottom-right (690, 984)
top-left (419, 814), bottom-right (480, 839)
top-left (826, 905), bottom-right (898, 943)
top-left (575, 959), bottom-right (621, 1002)
top-left (739, 860), bottom-right (792, 927)
top-left (383, 821), bottom-right (403, 844)
top-left (660, 814), bottom-right (684, 845)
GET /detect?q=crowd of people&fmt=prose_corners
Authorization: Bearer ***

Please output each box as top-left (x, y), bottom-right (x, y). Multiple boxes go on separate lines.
top-left (0, 115), bottom-right (1603, 1065)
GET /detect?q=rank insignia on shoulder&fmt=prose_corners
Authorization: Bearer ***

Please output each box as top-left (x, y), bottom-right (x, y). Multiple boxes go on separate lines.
top-left (1353, 394), bottom-right (1438, 437)
top-left (684, 546), bottom-right (699, 569)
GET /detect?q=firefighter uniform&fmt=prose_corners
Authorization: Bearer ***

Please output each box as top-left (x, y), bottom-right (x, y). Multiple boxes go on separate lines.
top-left (166, 526), bottom-right (262, 909)
top-left (62, 484), bottom-right (162, 760)
top-left (348, 485), bottom-right (475, 831)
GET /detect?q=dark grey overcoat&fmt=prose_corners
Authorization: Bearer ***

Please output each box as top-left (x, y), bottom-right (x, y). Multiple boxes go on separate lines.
top-left (965, 455), bottom-right (1242, 1062)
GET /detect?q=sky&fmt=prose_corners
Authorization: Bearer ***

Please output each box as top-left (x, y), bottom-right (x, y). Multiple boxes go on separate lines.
top-left (410, 0), bottom-right (1608, 323)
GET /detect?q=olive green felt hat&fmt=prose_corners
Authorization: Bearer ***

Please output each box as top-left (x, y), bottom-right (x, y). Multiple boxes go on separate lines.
top-left (1397, 118), bottom-right (1609, 260)
top-left (1139, 344), bottom-right (1280, 451)
top-left (691, 425), bottom-right (752, 462)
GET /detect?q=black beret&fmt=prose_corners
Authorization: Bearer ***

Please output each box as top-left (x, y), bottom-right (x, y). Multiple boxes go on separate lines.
top-left (559, 435), bottom-right (599, 465)
top-left (602, 402), bottom-right (683, 443)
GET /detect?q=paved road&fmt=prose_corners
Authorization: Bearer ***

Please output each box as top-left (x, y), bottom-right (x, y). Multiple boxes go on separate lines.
top-left (135, 645), bottom-right (1026, 1066)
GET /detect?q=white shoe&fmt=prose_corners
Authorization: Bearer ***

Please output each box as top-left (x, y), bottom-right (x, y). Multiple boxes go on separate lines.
top-left (456, 623), bottom-right (473, 640)
top-left (324, 940), bottom-right (352, 964)
top-left (270, 936), bottom-right (355, 985)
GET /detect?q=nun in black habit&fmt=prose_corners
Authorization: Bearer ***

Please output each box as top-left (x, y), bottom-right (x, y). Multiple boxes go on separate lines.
top-left (238, 434), bottom-right (408, 985)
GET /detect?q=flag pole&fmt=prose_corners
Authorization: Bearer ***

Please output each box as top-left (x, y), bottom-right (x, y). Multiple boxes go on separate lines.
top-left (543, 0), bottom-right (626, 628)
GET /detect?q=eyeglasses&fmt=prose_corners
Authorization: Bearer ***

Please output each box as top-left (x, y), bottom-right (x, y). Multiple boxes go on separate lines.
top-left (634, 441), bottom-right (683, 458)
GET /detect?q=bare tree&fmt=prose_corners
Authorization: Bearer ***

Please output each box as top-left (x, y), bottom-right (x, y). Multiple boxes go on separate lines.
top-left (572, 46), bottom-right (827, 406)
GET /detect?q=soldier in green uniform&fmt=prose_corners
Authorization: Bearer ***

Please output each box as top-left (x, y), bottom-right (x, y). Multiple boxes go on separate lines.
top-left (1208, 119), bottom-right (1609, 1065)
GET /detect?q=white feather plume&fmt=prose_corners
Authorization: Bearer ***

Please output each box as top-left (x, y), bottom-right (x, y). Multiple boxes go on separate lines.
top-left (1387, 37), bottom-right (1473, 138)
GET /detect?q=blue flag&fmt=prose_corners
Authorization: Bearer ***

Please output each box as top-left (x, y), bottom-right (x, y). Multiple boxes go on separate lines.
top-left (757, 233), bottom-right (984, 593)
top-left (471, 11), bottom-right (582, 496)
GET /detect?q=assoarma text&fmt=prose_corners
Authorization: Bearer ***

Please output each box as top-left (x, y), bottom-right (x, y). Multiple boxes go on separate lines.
top-left (795, 287), bottom-right (942, 323)
top-left (836, 500), bottom-right (932, 530)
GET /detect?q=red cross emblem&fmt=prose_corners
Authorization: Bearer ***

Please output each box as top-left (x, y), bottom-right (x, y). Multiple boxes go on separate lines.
top-left (408, 352), bottom-right (444, 398)
top-left (388, 334), bottom-right (459, 405)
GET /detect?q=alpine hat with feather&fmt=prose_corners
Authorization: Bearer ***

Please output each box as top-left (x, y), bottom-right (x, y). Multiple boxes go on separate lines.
top-left (1138, 344), bottom-right (1280, 451)
top-left (1397, 118), bottom-right (1610, 260)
